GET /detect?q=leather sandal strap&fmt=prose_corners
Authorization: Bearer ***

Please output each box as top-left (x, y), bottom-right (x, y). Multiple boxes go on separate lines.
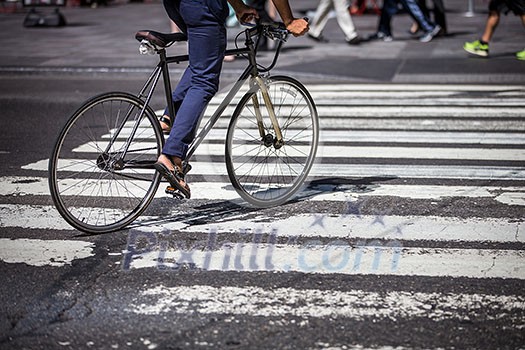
top-left (173, 167), bottom-right (185, 181)
top-left (171, 167), bottom-right (190, 198)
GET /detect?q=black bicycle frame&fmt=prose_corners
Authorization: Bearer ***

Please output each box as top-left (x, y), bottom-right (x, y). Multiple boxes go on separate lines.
top-left (121, 25), bottom-right (285, 171)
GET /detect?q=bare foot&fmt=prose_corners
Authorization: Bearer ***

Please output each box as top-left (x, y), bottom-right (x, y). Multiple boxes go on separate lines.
top-left (409, 23), bottom-right (419, 35)
top-left (157, 154), bottom-right (182, 171)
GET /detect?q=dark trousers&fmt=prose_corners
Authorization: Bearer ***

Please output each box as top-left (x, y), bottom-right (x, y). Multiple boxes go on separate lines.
top-left (417, 0), bottom-right (447, 33)
top-left (162, 0), bottom-right (228, 159)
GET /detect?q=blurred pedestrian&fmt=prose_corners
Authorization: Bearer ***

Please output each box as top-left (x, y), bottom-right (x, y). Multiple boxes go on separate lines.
top-left (350, 0), bottom-right (365, 14)
top-left (368, 0), bottom-right (441, 42)
top-left (307, 0), bottom-right (361, 45)
top-left (408, 0), bottom-right (447, 36)
top-left (350, 0), bottom-right (381, 15)
top-left (463, 0), bottom-right (525, 60)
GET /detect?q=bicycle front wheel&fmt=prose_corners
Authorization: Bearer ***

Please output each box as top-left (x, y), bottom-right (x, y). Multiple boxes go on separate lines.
top-left (226, 76), bottom-right (319, 207)
top-left (48, 92), bottom-right (163, 234)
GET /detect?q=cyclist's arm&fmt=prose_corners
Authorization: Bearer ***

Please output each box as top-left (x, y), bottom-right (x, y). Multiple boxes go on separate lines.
top-left (270, 0), bottom-right (309, 36)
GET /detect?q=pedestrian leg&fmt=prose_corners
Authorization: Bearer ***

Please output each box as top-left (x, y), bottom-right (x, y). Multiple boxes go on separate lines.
top-left (309, 0), bottom-right (334, 39)
top-left (333, 0), bottom-right (359, 41)
top-left (400, 0), bottom-right (434, 32)
top-left (432, 0), bottom-right (447, 33)
top-left (481, 10), bottom-right (500, 43)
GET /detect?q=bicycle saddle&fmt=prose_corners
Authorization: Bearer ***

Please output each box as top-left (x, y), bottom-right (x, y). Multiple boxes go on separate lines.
top-left (135, 30), bottom-right (187, 48)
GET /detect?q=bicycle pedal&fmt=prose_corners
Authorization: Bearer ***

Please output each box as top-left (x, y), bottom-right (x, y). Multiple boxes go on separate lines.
top-left (165, 186), bottom-right (185, 199)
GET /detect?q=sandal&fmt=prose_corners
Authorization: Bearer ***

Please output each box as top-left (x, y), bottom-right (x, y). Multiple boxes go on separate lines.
top-left (153, 159), bottom-right (191, 199)
top-left (159, 115), bottom-right (172, 134)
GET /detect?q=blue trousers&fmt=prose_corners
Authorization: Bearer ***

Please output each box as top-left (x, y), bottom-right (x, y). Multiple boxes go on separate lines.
top-left (378, 0), bottom-right (435, 36)
top-left (162, 0), bottom-right (229, 160)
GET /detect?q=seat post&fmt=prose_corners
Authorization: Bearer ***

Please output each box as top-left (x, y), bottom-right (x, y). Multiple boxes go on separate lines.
top-left (159, 49), bottom-right (175, 120)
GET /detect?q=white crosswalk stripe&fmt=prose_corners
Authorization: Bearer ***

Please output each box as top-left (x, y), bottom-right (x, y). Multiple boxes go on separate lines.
top-left (3, 176), bottom-right (525, 203)
top-left (1, 83), bottom-right (524, 333)
top-left (20, 159), bottom-right (525, 179)
top-left (126, 284), bottom-right (525, 324)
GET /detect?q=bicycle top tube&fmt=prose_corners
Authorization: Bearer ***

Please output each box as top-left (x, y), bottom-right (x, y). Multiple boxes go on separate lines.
top-left (135, 21), bottom-right (289, 69)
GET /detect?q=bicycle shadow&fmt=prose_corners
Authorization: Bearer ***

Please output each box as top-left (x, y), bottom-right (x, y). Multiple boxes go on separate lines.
top-left (73, 175), bottom-right (396, 236)
top-left (130, 196), bottom-right (261, 230)
top-left (294, 176), bottom-right (398, 202)
top-left (127, 175), bottom-right (396, 231)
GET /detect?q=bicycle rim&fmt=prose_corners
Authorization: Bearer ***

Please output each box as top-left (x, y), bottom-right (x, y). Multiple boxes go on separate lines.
top-left (226, 76), bottom-right (319, 207)
top-left (49, 92), bottom-right (163, 233)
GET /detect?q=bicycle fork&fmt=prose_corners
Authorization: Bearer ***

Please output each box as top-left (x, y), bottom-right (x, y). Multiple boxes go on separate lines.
top-left (251, 76), bottom-right (284, 149)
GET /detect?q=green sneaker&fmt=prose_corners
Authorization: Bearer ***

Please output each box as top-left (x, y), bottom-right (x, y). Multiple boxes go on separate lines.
top-left (516, 49), bottom-right (525, 60)
top-left (463, 40), bottom-right (489, 57)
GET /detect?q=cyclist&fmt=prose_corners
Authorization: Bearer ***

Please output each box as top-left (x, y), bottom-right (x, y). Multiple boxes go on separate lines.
top-left (154, 0), bottom-right (309, 198)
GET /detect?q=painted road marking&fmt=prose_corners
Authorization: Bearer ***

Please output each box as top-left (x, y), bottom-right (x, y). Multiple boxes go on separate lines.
top-left (21, 159), bottom-right (525, 180)
top-left (127, 284), bottom-right (525, 324)
top-left (0, 238), bottom-right (94, 267)
top-left (2, 83), bottom-right (524, 281)
top-left (3, 176), bottom-right (525, 205)
top-left (71, 142), bottom-right (525, 161)
top-left (120, 238), bottom-right (525, 279)
top-left (145, 213), bottom-right (525, 243)
top-left (2, 203), bottom-right (522, 243)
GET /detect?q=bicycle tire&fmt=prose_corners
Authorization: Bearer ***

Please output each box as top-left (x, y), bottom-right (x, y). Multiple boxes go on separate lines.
top-left (225, 75), bottom-right (319, 207)
top-left (48, 92), bottom-right (163, 234)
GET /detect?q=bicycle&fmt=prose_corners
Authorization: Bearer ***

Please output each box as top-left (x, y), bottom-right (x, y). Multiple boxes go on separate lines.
top-left (48, 21), bottom-right (319, 234)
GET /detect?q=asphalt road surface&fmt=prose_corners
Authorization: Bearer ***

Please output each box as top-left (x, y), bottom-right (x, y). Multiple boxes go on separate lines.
top-left (0, 70), bottom-right (524, 349)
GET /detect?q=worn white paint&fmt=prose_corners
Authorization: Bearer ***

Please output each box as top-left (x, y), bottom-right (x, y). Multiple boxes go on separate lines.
top-left (68, 141), bottom-right (525, 161)
top-left (158, 214), bottom-right (525, 243)
top-left (1, 203), bottom-right (522, 243)
top-left (0, 238), bottom-right (94, 267)
top-left (495, 192), bottom-right (525, 206)
top-left (121, 239), bottom-right (525, 279)
top-left (3, 176), bottom-right (525, 206)
top-left (128, 285), bottom-right (525, 325)
top-left (21, 159), bottom-right (525, 180)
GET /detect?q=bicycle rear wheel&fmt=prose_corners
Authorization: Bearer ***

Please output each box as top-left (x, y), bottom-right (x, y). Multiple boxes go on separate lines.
top-left (48, 92), bottom-right (163, 234)
top-left (225, 75), bottom-right (319, 207)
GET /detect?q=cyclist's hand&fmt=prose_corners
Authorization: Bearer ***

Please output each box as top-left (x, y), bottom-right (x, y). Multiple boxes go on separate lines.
top-left (286, 18), bottom-right (309, 37)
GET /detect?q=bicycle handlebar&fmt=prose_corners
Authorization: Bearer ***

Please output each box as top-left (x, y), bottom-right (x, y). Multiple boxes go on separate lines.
top-left (245, 20), bottom-right (289, 42)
